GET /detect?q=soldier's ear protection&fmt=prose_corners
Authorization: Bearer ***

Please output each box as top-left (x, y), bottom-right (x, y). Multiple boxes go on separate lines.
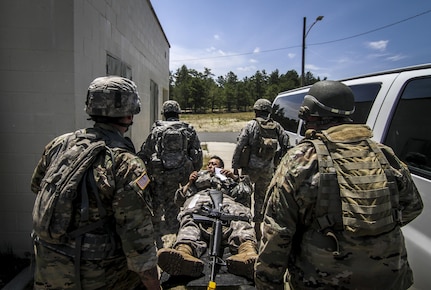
top-left (298, 105), bottom-right (311, 120)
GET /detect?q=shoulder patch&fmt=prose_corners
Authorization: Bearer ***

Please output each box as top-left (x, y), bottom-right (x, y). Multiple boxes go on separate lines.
top-left (134, 171), bottom-right (150, 190)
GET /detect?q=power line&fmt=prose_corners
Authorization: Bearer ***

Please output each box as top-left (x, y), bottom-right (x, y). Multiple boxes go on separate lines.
top-left (311, 8), bottom-right (431, 46)
top-left (171, 8), bottom-right (431, 63)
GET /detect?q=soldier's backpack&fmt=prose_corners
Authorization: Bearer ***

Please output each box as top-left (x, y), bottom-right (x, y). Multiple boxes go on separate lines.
top-left (305, 130), bottom-right (402, 238)
top-left (254, 117), bottom-right (279, 161)
top-left (158, 121), bottom-right (189, 170)
top-left (32, 129), bottom-right (111, 245)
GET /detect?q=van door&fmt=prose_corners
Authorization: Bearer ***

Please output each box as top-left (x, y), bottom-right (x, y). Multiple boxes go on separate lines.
top-left (375, 73), bottom-right (431, 289)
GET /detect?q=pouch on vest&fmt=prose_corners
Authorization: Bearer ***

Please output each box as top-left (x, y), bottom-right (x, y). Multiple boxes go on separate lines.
top-left (238, 146), bottom-right (251, 168)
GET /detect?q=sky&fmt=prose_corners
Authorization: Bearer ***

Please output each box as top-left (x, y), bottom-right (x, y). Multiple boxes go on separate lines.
top-left (151, 0), bottom-right (431, 81)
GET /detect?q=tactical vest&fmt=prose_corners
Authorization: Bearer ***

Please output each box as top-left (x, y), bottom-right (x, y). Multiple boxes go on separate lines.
top-left (305, 130), bottom-right (402, 238)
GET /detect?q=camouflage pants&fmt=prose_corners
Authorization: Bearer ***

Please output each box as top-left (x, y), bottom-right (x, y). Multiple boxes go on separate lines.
top-left (33, 242), bottom-right (143, 289)
top-left (152, 168), bottom-right (190, 237)
top-left (243, 167), bottom-right (273, 223)
top-left (174, 193), bottom-right (256, 257)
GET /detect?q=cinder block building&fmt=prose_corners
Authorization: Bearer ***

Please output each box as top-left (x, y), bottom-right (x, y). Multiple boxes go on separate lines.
top-left (0, 0), bottom-right (170, 256)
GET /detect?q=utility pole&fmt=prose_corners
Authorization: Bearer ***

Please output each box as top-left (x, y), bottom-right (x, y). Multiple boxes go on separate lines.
top-left (301, 15), bottom-right (324, 86)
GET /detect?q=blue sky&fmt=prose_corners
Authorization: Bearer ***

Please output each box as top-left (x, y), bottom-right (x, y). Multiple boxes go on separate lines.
top-left (151, 1), bottom-right (431, 81)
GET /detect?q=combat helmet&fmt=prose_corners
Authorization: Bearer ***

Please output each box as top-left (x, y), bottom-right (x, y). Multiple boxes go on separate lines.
top-left (298, 80), bottom-right (355, 120)
top-left (253, 99), bottom-right (272, 113)
top-left (85, 76), bottom-right (141, 117)
top-left (162, 100), bottom-right (181, 114)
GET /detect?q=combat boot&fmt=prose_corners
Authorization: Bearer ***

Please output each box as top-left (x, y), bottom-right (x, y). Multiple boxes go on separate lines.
top-left (226, 240), bottom-right (258, 280)
top-left (157, 244), bottom-right (204, 277)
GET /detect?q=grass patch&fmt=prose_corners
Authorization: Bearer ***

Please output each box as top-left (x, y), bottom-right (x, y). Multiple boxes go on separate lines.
top-left (182, 111), bottom-right (253, 122)
top-left (181, 112), bottom-right (253, 132)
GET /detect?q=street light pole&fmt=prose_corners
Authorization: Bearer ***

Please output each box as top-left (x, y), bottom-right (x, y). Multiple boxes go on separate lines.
top-left (301, 15), bottom-right (324, 86)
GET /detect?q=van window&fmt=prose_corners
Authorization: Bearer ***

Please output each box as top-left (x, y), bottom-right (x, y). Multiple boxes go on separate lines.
top-left (272, 92), bottom-right (307, 133)
top-left (349, 83), bottom-right (381, 124)
top-left (383, 77), bottom-right (431, 179)
top-left (272, 83), bottom-right (380, 134)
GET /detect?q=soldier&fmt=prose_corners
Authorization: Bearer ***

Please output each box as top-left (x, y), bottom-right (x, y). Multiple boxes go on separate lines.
top-left (138, 100), bottom-right (203, 246)
top-left (158, 156), bottom-right (258, 280)
top-left (31, 76), bottom-right (160, 289)
top-left (232, 98), bottom-right (290, 239)
top-left (255, 80), bottom-right (424, 289)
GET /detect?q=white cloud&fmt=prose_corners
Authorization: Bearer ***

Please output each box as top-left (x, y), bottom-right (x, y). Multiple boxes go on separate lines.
top-left (169, 44), bottom-right (252, 78)
top-left (250, 59), bottom-right (258, 63)
top-left (237, 65), bottom-right (258, 73)
top-left (305, 64), bottom-right (321, 71)
top-left (288, 53), bottom-right (296, 59)
top-left (253, 47), bottom-right (260, 53)
top-left (367, 40), bottom-right (388, 52)
top-left (386, 54), bottom-right (406, 61)
top-left (206, 46), bottom-right (217, 53)
top-left (214, 34), bottom-right (220, 40)
top-left (217, 49), bottom-right (226, 56)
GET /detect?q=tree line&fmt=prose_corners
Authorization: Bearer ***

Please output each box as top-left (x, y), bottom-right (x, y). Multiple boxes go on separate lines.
top-left (169, 65), bottom-right (324, 113)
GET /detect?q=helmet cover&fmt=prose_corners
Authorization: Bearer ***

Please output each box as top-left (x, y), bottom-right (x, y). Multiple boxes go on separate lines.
top-left (85, 76), bottom-right (141, 117)
top-left (162, 100), bottom-right (181, 114)
top-left (253, 98), bottom-right (272, 113)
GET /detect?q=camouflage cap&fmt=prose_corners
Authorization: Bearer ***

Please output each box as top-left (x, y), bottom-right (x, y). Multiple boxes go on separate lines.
top-left (162, 100), bottom-right (181, 114)
top-left (85, 76), bottom-right (141, 117)
top-left (253, 99), bottom-right (272, 113)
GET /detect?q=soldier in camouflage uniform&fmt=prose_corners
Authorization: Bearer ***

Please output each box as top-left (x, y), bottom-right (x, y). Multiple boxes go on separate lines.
top-left (138, 100), bottom-right (203, 247)
top-left (158, 156), bottom-right (258, 280)
top-left (31, 76), bottom-right (160, 289)
top-left (232, 99), bottom-right (290, 240)
top-left (255, 81), bottom-right (424, 290)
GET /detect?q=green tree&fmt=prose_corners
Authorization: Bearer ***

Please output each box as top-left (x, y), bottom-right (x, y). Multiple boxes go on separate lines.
top-left (224, 71), bottom-right (238, 112)
top-left (169, 65), bottom-right (323, 113)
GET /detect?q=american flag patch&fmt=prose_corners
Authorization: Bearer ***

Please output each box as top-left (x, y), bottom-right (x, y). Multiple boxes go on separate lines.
top-left (135, 171), bottom-right (150, 190)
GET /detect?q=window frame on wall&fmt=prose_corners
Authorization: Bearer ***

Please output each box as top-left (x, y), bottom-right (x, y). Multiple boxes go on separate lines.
top-left (106, 53), bottom-right (132, 79)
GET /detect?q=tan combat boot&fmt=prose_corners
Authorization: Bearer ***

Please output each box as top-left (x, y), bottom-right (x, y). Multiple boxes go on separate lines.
top-left (157, 244), bottom-right (204, 277)
top-left (226, 240), bottom-right (258, 280)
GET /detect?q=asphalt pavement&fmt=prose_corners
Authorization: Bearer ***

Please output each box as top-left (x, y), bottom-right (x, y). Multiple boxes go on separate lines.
top-left (202, 141), bottom-right (237, 169)
top-left (198, 132), bottom-right (239, 170)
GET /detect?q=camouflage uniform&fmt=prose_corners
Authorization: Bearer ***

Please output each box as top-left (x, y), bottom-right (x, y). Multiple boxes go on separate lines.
top-left (138, 117), bottom-right (203, 240)
top-left (232, 118), bottom-right (289, 224)
top-left (173, 170), bottom-right (256, 257)
top-left (31, 123), bottom-right (157, 289)
top-left (255, 124), bottom-right (424, 290)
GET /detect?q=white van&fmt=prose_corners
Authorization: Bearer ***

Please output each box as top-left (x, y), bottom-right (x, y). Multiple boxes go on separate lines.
top-left (272, 63), bottom-right (431, 289)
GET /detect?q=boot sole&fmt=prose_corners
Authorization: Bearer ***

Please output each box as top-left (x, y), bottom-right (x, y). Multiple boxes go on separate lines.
top-left (158, 250), bottom-right (204, 277)
top-left (226, 258), bottom-right (255, 280)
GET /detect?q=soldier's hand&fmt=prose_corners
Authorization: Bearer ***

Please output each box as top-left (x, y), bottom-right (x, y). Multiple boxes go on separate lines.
top-left (189, 171), bottom-right (198, 183)
top-left (220, 169), bottom-right (234, 178)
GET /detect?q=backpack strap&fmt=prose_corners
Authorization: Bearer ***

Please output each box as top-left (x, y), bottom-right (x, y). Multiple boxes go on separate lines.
top-left (68, 163), bottom-right (119, 288)
top-left (365, 139), bottom-right (402, 224)
top-left (306, 139), bottom-right (344, 233)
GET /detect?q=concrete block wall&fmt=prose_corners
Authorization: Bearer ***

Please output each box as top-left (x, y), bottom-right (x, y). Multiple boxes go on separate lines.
top-left (0, 0), bottom-right (169, 256)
